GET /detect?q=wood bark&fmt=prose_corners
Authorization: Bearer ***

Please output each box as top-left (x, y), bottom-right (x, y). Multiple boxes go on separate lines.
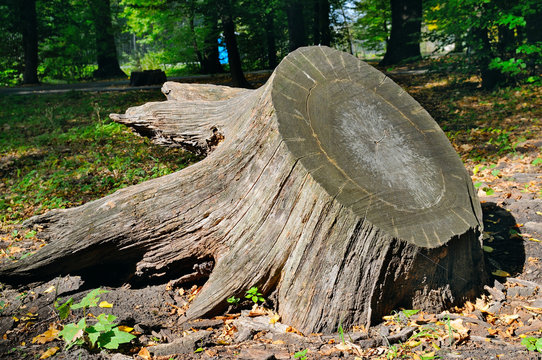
top-left (0, 46), bottom-right (486, 335)
top-left (21, 0), bottom-right (39, 84)
top-left (380, 0), bottom-right (422, 65)
top-left (90, 0), bottom-right (126, 78)
top-left (286, 0), bottom-right (307, 51)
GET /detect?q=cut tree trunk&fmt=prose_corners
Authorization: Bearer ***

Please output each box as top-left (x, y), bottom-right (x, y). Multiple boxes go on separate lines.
top-left (0, 46), bottom-right (486, 335)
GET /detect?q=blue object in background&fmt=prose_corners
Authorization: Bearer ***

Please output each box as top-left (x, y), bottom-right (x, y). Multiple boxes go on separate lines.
top-left (218, 41), bottom-right (229, 64)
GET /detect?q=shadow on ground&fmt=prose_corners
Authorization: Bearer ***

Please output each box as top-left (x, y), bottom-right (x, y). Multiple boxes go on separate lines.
top-left (481, 202), bottom-right (525, 279)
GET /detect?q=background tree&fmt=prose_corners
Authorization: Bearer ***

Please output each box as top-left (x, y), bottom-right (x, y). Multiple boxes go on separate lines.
top-left (20, 0), bottom-right (40, 84)
top-left (89, 0), bottom-right (126, 78)
top-left (285, 0), bottom-right (308, 51)
top-left (353, 0), bottom-right (390, 54)
top-left (380, 0), bottom-right (422, 65)
top-left (425, 0), bottom-right (542, 89)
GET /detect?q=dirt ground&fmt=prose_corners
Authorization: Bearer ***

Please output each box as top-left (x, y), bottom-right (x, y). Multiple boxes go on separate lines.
top-left (1, 71), bottom-right (541, 359)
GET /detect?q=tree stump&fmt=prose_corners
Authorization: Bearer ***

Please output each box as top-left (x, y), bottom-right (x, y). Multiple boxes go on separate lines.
top-left (130, 69), bottom-right (167, 86)
top-left (0, 46), bottom-right (486, 334)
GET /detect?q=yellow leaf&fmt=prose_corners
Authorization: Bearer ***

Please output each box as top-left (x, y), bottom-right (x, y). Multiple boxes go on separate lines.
top-left (32, 326), bottom-right (60, 344)
top-left (43, 286), bottom-right (55, 294)
top-left (536, 211), bottom-right (542, 216)
top-left (483, 246), bottom-right (494, 253)
top-left (40, 347), bottom-right (59, 359)
top-left (492, 270), bottom-right (510, 277)
top-left (528, 238), bottom-right (541, 242)
top-left (117, 325), bottom-right (133, 333)
top-left (269, 314), bottom-right (281, 325)
top-left (98, 301), bottom-right (113, 308)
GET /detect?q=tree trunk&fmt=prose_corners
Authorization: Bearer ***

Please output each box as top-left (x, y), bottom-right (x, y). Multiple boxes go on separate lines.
top-left (266, 12), bottom-right (277, 69)
top-left (218, 0), bottom-right (251, 88)
top-left (286, 0), bottom-right (307, 51)
top-left (201, 2), bottom-right (224, 74)
top-left (90, 0), bottom-right (126, 78)
top-left (21, 0), bottom-right (39, 84)
top-left (380, 0), bottom-right (422, 65)
top-left (0, 46), bottom-right (486, 335)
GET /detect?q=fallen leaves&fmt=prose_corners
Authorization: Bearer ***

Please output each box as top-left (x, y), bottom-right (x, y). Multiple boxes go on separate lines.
top-left (32, 324), bottom-right (60, 345)
top-left (39, 347), bottom-right (59, 359)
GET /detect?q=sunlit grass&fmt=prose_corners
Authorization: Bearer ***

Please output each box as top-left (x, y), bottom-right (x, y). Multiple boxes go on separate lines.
top-left (0, 90), bottom-right (201, 231)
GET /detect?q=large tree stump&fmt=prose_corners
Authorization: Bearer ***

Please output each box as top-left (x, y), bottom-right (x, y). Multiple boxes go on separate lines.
top-left (0, 46), bottom-right (486, 334)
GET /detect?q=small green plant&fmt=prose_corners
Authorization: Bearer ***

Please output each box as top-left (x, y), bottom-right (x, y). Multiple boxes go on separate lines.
top-left (227, 296), bottom-right (240, 305)
top-left (532, 157), bottom-right (542, 166)
top-left (245, 287), bottom-right (265, 304)
top-left (56, 288), bottom-right (136, 350)
top-left (337, 320), bottom-right (345, 344)
top-left (294, 348), bottom-right (308, 360)
top-left (522, 336), bottom-right (542, 352)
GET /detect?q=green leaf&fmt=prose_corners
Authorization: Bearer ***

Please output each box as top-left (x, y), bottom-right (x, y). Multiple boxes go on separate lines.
top-left (71, 288), bottom-right (109, 309)
top-left (93, 313), bottom-right (117, 333)
top-left (86, 327), bottom-right (101, 348)
top-left (535, 338), bottom-right (542, 352)
top-left (532, 158), bottom-right (542, 166)
top-left (58, 318), bottom-right (86, 350)
top-left (97, 327), bottom-right (136, 350)
top-left (55, 298), bottom-right (73, 320)
top-left (294, 348), bottom-right (308, 359)
top-left (522, 337), bottom-right (537, 351)
top-left (402, 309), bottom-right (420, 318)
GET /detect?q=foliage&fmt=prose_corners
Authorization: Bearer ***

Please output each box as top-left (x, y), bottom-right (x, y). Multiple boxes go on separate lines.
top-left (56, 288), bottom-right (136, 350)
top-left (294, 348), bottom-right (308, 360)
top-left (522, 336), bottom-right (542, 352)
top-left (245, 287), bottom-right (265, 304)
top-left (352, 0), bottom-right (390, 53)
top-left (424, 0), bottom-right (542, 88)
top-left (226, 296), bottom-right (240, 305)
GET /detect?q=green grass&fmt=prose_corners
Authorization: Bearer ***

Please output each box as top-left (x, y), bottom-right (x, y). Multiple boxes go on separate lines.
top-left (0, 90), bottom-right (201, 230)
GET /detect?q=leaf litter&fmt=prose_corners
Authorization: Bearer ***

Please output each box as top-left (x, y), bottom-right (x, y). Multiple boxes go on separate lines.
top-left (0, 67), bottom-right (541, 359)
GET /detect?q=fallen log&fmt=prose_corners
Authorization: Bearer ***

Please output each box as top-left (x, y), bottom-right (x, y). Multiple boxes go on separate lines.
top-left (0, 46), bottom-right (487, 334)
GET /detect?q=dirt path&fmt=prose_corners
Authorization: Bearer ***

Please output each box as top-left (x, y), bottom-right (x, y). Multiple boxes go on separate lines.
top-left (0, 71), bottom-right (273, 96)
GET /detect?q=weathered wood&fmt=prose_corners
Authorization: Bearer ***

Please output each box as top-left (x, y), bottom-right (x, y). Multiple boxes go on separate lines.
top-left (0, 46), bottom-right (486, 335)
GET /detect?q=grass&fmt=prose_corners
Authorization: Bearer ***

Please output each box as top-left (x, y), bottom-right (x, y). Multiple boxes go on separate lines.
top-left (0, 90), bottom-right (200, 238)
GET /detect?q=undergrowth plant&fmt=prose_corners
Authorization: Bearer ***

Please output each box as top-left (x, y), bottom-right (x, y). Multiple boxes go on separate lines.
top-left (56, 288), bottom-right (136, 350)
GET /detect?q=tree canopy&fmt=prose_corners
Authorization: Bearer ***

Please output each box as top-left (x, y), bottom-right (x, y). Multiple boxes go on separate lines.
top-left (0, 0), bottom-right (540, 88)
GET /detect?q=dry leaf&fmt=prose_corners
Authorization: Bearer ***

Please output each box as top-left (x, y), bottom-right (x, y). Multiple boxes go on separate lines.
top-left (499, 314), bottom-right (519, 325)
top-left (269, 314), bottom-right (281, 324)
top-left (450, 318), bottom-right (470, 343)
top-left (32, 325), bottom-right (60, 344)
top-left (487, 328), bottom-right (499, 336)
top-left (98, 301), bottom-right (113, 308)
top-left (43, 286), bottom-right (55, 294)
top-left (117, 325), bottom-right (133, 333)
top-left (492, 269), bottom-right (510, 277)
top-left (39, 347), bottom-right (59, 359)
top-left (286, 326), bottom-right (304, 336)
top-left (138, 347), bottom-right (152, 360)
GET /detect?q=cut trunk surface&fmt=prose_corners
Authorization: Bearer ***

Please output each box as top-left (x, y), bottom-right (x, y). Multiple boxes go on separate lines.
top-left (0, 46), bottom-right (486, 335)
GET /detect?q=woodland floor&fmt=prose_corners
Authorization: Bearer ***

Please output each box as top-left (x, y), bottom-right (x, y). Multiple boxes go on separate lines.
top-left (0, 65), bottom-right (541, 359)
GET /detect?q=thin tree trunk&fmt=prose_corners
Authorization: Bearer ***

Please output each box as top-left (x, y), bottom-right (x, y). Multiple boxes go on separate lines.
top-left (201, 2), bottom-right (224, 74)
top-left (319, 0), bottom-right (331, 46)
top-left (0, 46), bottom-right (487, 335)
top-left (265, 12), bottom-right (277, 69)
top-left (21, 0), bottom-right (39, 84)
top-left (286, 0), bottom-right (307, 51)
top-left (90, 0), bottom-right (126, 78)
top-left (380, 0), bottom-right (422, 65)
top-left (218, 0), bottom-right (251, 88)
